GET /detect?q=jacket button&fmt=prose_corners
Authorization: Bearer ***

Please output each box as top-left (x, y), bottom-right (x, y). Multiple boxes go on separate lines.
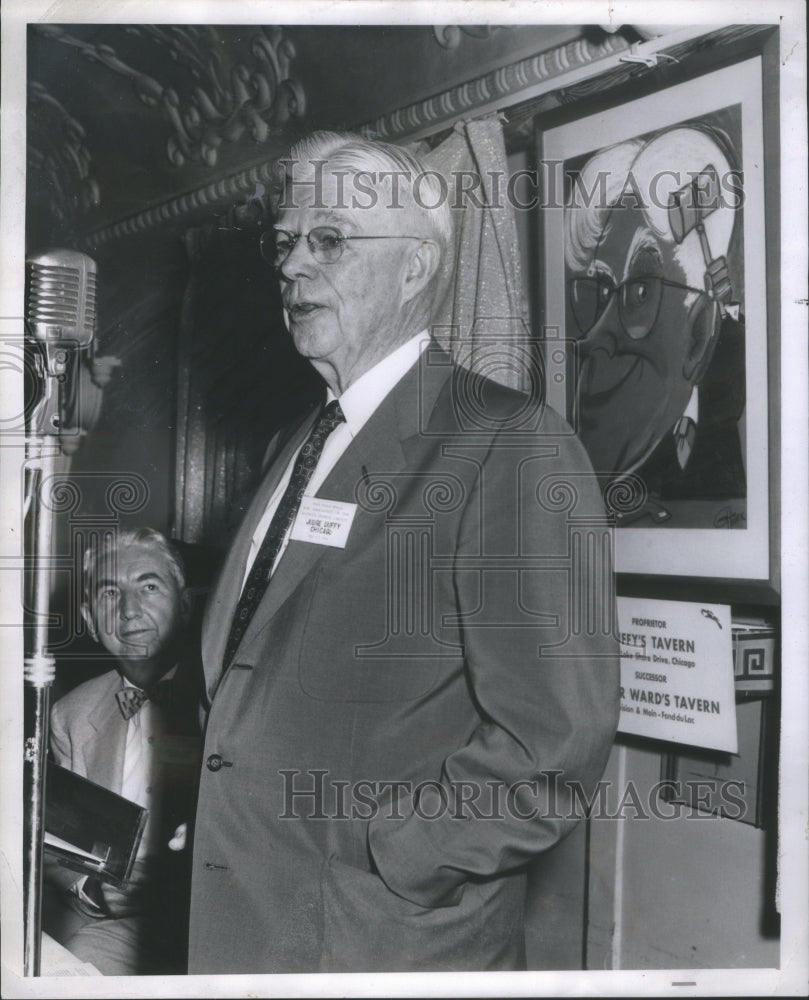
top-left (207, 753), bottom-right (223, 772)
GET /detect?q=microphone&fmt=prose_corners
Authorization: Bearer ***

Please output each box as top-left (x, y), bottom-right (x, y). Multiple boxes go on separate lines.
top-left (25, 249), bottom-right (100, 444)
top-left (26, 248), bottom-right (97, 348)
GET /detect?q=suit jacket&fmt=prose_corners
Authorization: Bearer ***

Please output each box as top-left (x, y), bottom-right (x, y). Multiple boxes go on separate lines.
top-left (188, 345), bottom-right (620, 973)
top-left (47, 665), bottom-right (201, 915)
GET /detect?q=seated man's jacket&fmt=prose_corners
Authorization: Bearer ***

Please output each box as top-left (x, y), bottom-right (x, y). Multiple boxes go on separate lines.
top-left (46, 661), bottom-right (201, 955)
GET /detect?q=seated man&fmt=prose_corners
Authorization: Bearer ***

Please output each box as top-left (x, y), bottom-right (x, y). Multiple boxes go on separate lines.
top-left (42, 527), bottom-right (201, 975)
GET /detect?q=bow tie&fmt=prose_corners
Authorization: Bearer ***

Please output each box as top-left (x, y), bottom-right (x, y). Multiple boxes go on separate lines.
top-left (116, 680), bottom-right (175, 721)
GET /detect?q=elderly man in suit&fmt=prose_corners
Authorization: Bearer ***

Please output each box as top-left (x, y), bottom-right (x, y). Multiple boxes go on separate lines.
top-left (188, 131), bottom-right (620, 973)
top-left (43, 527), bottom-right (201, 975)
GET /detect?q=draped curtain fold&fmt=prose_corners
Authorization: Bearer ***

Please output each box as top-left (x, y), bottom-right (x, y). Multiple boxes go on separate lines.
top-left (420, 115), bottom-right (532, 392)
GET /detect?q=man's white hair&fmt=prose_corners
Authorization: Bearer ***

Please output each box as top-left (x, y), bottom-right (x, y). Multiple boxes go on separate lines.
top-left (272, 130), bottom-right (453, 254)
top-left (566, 126), bottom-right (737, 292)
top-left (83, 526), bottom-right (186, 603)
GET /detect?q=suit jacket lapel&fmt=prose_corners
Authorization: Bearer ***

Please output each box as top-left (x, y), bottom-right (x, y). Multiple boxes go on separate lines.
top-left (244, 395), bottom-right (409, 633)
top-left (207, 344), bottom-right (454, 690)
top-left (202, 407), bottom-right (321, 692)
top-left (82, 672), bottom-right (128, 793)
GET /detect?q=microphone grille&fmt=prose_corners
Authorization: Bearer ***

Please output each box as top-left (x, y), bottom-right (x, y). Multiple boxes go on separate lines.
top-left (26, 249), bottom-right (97, 347)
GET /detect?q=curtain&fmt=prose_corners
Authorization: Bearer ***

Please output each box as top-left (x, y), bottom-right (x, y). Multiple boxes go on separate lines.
top-left (420, 115), bottom-right (532, 392)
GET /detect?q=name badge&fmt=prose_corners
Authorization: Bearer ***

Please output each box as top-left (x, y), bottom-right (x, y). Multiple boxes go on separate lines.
top-left (290, 496), bottom-right (358, 548)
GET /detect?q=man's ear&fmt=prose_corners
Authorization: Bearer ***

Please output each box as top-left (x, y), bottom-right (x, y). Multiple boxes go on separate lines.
top-left (80, 602), bottom-right (98, 641)
top-left (682, 295), bottom-right (720, 384)
top-left (401, 239), bottom-right (441, 305)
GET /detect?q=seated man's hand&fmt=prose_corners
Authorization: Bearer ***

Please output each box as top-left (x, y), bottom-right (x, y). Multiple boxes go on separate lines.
top-left (168, 823), bottom-right (187, 851)
top-left (75, 876), bottom-right (111, 915)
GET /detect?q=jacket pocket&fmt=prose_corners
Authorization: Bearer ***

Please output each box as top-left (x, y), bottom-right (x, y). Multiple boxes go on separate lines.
top-left (319, 856), bottom-right (523, 972)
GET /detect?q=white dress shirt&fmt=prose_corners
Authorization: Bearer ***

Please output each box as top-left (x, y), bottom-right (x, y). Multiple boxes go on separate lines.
top-left (673, 387), bottom-right (700, 469)
top-left (680, 387), bottom-right (699, 426)
top-left (242, 330), bottom-right (430, 585)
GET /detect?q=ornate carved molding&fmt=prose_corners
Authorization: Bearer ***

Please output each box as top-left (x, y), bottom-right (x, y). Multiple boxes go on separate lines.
top-left (432, 26), bottom-right (503, 50)
top-left (361, 32), bottom-right (631, 141)
top-left (35, 24), bottom-right (305, 169)
top-left (79, 31), bottom-right (632, 249)
top-left (79, 24), bottom-right (762, 250)
top-left (501, 23), bottom-right (772, 147)
top-left (80, 159), bottom-right (276, 250)
top-left (28, 82), bottom-right (100, 231)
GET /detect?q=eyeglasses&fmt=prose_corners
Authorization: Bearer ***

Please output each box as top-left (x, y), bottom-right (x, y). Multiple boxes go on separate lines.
top-left (262, 226), bottom-right (426, 269)
top-left (568, 274), bottom-right (708, 341)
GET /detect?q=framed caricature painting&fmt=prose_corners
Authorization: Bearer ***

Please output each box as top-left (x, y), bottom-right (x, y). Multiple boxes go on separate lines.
top-left (538, 55), bottom-right (776, 584)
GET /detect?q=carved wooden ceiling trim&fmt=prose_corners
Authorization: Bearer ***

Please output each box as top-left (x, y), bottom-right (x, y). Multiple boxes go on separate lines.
top-left (33, 24), bottom-right (305, 170)
top-left (362, 31), bottom-right (631, 141)
top-left (432, 26), bottom-right (505, 49)
top-left (27, 23), bottom-right (306, 245)
top-left (28, 81), bottom-right (100, 231)
top-left (78, 29), bottom-right (634, 251)
top-left (82, 161), bottom-right (275, 250)
top-left (68, 23), bottom-right (759, 251)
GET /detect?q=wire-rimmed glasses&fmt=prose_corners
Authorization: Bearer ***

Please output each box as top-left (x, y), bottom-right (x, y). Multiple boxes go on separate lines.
top-left (262, 226), bottom-right (426, 269)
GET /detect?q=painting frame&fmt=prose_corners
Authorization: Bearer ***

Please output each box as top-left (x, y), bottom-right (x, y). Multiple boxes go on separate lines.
top-left (537, 53), bottom-right (778, 587)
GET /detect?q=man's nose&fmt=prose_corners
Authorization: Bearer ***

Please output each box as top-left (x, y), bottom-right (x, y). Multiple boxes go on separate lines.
top-left (278, 236), bottom-right (317, 282)
top-left (118, 591), bottom-right (142, 619)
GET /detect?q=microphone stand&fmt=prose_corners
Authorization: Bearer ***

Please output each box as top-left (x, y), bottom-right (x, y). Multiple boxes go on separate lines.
top-left (23, 341), bottom-right (85, 977)
top-left (23, 434), bottom-right (60, 978)
top-left (22, 249), bottom-right (100, 976)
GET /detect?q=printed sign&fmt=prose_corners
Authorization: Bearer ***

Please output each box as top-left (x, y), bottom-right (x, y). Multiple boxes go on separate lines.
top-left (617, 597), bottom-right (737, 752)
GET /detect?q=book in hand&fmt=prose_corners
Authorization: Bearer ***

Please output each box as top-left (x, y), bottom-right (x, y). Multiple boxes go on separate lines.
top-left (44, 761), bottom-right (148, 889)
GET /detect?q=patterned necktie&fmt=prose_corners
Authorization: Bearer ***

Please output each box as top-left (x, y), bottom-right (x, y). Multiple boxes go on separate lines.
top-left (116, 679), bottom-right (175, 721)
top-left (221, 399), bottom-right (346, 670)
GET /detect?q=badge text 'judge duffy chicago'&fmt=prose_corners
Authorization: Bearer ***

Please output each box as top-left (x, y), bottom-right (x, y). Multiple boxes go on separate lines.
top-left (188, 131), bottom-right (620, 973)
